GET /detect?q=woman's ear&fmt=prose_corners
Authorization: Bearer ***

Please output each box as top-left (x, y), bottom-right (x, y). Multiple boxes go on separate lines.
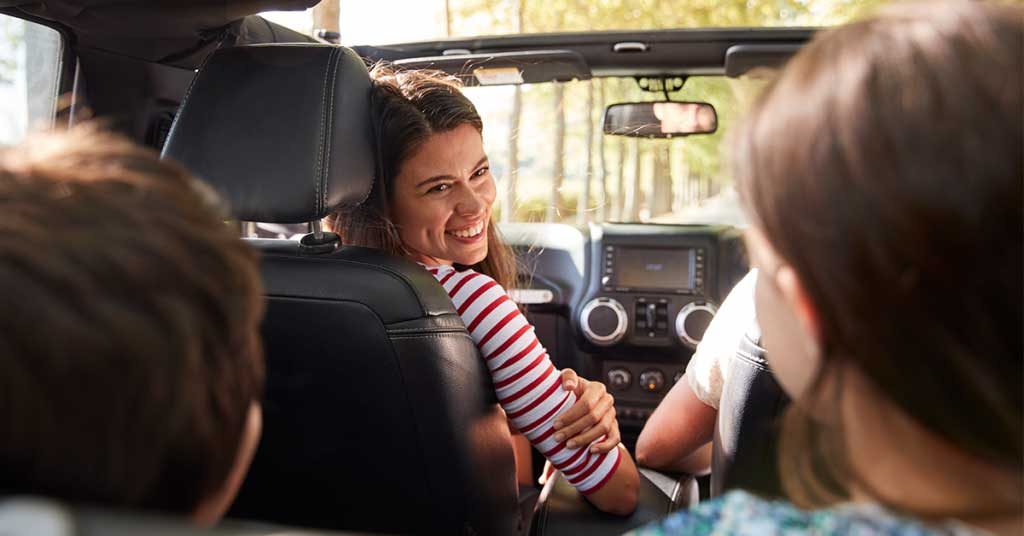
top-left (775, 265), bottom-right (823, 362)
top-left (192, 402), bottom-right (262, 527)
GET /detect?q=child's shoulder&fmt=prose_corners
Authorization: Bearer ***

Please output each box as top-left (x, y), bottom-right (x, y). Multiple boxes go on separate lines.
top-left (630, 491), bottom-right (971, 536)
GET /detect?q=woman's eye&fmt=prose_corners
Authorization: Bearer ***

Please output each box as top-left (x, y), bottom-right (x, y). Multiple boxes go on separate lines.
top-left (472, 167), bottom-right (490, 179)
top-left (427, 183), bottom-right (451, 194)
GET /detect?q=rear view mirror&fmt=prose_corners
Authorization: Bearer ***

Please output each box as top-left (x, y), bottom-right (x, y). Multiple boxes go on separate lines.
top-left (603, 102), bottom-right (717, 138)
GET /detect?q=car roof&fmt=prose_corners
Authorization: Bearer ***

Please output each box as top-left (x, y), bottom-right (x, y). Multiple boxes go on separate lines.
top-left (357, 27), bottom-right (815, 79)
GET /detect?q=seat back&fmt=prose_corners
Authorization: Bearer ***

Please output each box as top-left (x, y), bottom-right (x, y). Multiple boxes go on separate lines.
top-left (711, 327), bottom-right (789, 498)
top-left (0, 497), bottom-right (360, 536)
top-left (162, 45), bottom-right (519, 535)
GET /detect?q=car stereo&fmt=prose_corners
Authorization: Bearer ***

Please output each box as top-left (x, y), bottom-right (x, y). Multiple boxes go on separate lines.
top-left (602, 245), bottom-right (705, 295)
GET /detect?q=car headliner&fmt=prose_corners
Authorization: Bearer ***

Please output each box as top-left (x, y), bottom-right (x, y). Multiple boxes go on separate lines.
top-left (1, 0), bottom-right (813, 76)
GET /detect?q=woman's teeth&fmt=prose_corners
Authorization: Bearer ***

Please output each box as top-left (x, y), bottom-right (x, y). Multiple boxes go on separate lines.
top-left (448, 221), bottom-right (485, 238)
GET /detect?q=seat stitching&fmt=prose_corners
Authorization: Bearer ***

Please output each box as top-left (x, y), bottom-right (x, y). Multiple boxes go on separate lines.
top-left (322, 47), bottom-right (342, 214)
top-left (314, 47), bottom-right (332, 217)
top-left (388, 333), bottom-right (475, 342)
top-left (160, 49), bottom-right (216, 158)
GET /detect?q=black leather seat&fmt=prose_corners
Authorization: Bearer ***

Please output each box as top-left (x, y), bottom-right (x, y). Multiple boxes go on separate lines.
top-left (711, 325), bottom-right (789, 498)
top-left (0, 497), bottom-right (363, 536)
top-left (162, 44), bottom-right (519, 535)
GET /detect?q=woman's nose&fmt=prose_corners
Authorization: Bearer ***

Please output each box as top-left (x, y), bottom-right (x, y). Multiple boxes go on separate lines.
top-left (455, 183), bottom-right (486, 216)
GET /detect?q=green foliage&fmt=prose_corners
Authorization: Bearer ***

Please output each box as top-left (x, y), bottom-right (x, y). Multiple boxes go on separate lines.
top-left (450, 0), bottom-right (896, 223)
top-left (0, 16), bottom-right (25, 86)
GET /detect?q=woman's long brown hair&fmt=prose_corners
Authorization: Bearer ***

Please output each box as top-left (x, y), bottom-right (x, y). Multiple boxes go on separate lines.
top-left (733, 1), bottom-right (1022, 511)
top-left (325, 63), bottom-right (517, 291)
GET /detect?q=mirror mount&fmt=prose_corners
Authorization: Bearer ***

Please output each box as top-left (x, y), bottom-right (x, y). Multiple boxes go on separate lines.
top-left (634, 76), bottom-right (687, 100)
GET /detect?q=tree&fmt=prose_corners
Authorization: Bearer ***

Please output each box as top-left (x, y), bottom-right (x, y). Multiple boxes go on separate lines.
top-left (502, 0), bottom-right (525, 223)
top-left (595, 79), bottom-right (608, 223)
top-left (444, 0), bottom-right (889, 224)
top-left (651, 144), bottom-right (672, 217)
top-left (614, 138), bottom-right (626, 220)
top-left (312, 0), bottom-right (339, 32)
top-left (577, 81), bottom-right (594, 224)
top-left (623, 139), bottom-right (642, 221)
top-left (546, 82), bottom-right (566, 221)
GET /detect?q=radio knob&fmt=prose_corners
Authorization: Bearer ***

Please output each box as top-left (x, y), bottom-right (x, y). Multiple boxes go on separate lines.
top-left (580, 298), bottom-right (628, 346)
top-left (639, 369), bottom-right (666, 393)
top-left (675, 302), bottom-right (718, 349)
top-left (606, 368), bottom-right (632, 391)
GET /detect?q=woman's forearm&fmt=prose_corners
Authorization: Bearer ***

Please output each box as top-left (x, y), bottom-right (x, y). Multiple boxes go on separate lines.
top-left (636, 375), bottom-right (717, 472)
top-left (582, 445), bottom-right (640, 515)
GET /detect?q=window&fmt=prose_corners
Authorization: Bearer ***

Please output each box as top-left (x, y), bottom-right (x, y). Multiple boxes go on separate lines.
top-left (462, 75), bottom-right (767, 226)
top-left (0, 15), bottom-right (63, 146)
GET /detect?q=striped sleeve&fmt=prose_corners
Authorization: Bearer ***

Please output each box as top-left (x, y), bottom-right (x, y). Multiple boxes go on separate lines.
top-left (428, 265), bottom-right (620, 495)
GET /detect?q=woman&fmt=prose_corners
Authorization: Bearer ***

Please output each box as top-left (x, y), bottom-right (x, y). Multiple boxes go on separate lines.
top-left (326, 65), bottom-right (639, 514)
top-left (635, 2), bottom-right (1022, 534)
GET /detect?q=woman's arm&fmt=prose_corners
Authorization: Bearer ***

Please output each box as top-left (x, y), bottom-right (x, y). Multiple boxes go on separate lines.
top-left (431, 266), bottom-right (638, 515)
top-left (635, 375), bottom-right (716, 473)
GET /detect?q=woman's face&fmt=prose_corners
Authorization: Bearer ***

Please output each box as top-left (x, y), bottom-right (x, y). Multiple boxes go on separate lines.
top-left (391, 123), bottom-right (495, 266)
top-left (744, 226), bottom-right (822, 401)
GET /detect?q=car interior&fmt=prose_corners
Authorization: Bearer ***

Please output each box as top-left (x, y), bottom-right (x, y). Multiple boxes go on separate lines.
top-left (0, 2), bottom-right (811, 534)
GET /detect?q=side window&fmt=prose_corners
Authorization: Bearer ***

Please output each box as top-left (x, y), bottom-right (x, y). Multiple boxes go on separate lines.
top-left (0, 14), bottom-right (63, 145)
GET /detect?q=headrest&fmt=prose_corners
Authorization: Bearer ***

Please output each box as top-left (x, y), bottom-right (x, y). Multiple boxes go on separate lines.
top-left (162, 44), bottom-right (374, 223)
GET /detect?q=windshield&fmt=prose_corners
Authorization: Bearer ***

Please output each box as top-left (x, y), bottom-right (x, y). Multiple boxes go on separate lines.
top-left (267, 0), bottom-right (885, 45)
top-left (462, 75), bottom-right (763, 226)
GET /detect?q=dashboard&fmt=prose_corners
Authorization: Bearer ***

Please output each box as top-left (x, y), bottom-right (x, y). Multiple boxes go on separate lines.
top-left (503, 222), bottom-right (748, 444)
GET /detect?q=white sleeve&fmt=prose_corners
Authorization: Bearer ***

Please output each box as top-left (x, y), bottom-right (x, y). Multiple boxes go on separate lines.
top-left (684, 269), bottom-right (759, 409)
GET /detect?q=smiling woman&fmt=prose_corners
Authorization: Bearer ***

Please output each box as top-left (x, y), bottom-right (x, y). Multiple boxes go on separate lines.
top-left (326, 64), bottom-right (642, 516)
top-left (390, 124), bottom-right (495, 266)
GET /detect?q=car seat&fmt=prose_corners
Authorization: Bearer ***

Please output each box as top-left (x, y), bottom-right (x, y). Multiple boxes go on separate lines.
top-left (711, 324), bottom-right (788, 498)
top-left (162, 44), bottom-right (520, 535)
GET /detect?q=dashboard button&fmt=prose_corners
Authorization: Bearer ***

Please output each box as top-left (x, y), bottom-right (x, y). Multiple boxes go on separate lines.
top-left (606, 368), bottom-right (632, 392)
top-left (639, 370), bottom-right (666, 393)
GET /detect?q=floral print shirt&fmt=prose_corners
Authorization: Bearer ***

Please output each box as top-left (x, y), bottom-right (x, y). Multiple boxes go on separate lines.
top-left (630, 491), bottom-right (983, 536)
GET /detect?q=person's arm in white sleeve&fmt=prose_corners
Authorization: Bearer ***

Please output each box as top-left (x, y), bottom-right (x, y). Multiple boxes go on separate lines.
top-left (636, 269), bottom-right (759, 473)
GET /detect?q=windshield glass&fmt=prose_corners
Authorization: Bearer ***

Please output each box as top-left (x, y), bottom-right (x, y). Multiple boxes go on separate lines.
top-left (265, 0), bottom-right (886, 45)
top-left (462, 75), bottom-right (763, 226)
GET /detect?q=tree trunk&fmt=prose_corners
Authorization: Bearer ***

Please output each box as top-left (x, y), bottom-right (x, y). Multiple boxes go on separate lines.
top-left (577, 81), bottom-right (595, 224)
top-left (444, 0), bottom-right (452, 37)
top-left (502, 0), bottom-right (524, 223)
top-left (312, 0), bottom-right (340, 32)
top-left (615, 138), bottom-right (626, 221)
top-left (503, 86), bottom-right (522, 223)
top-left (651, 144), bottom-right (672, 217)
top-left (546, 83), bottom-right (566, 222)
top-left (624, 139), bottom-right (642, 221)
top-left (596, 79), bottom-right (608, 223)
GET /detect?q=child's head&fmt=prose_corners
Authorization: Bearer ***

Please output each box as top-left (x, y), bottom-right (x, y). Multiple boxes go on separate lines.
top-left (735, 1), bottom-right (1021, 512)
top-left (0, 125), bottom-right (265, 525)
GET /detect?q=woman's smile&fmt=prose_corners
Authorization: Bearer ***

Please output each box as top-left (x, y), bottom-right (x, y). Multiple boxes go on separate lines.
top-left (391, 123), bottom-right (496, 266)
top-left (446, 219), bottom-right (486, 241)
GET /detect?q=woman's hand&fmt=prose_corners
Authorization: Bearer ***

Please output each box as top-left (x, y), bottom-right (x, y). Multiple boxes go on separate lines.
top-left (555, 369), bottom-right (621, 453)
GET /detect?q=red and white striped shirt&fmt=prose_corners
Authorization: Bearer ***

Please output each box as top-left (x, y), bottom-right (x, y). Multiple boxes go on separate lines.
top-left (425, 264), bottom-right (621, 495)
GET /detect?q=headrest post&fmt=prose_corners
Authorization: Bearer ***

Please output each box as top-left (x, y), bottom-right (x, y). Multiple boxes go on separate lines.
top-left (311, 219), bottom-right (325, 241)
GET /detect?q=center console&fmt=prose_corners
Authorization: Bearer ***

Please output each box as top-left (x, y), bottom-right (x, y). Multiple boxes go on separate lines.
top-left (576, 223), bottom-right (733, 430)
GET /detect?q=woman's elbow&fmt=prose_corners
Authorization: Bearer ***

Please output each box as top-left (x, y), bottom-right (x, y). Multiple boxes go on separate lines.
top-left (590, 454), bottom-right (640, 516)
top-left (606, 479), bottom-right (640, 516)
top-left (634, 434), bottom-right (668, 469)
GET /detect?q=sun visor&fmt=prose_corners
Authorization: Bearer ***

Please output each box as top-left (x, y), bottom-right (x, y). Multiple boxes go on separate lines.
top-left (393, 50), bottom-right (591, 86)
top-left (724, 44), bottom-right (802, 77)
